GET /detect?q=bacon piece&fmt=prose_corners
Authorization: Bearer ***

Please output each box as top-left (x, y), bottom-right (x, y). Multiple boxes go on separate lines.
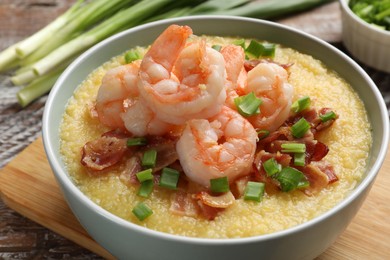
top-left (169, 190), bottom-right (199, 218)
top-left (253, 150), bottom-right (292, 194)
top-left (231, 176), bottom-right (250, 199)
top-left (244, 59), bottom-right (293, 72)
top-left (139, 135), bottom-right (179, 172)
top-left (196, 201), bottom-right (225, 220)
top-left (312, 161), bottom-right (339, 183)
top-left (119, 156), bottom-right (142, 185)
top-left (195, 191), bottom-right (235, 209)
top-left (300, 164), bottom-right (330, 196)
top-left (315, 108), bottom-right (338, 132)
top-left (307, 141), bottom-right (329, 162)
top-left (81, 136), bottom-right (128, 171)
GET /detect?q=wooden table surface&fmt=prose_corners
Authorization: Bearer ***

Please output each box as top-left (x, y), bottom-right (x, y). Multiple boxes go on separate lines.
top-left (0, 1), bottom-right (389, 259)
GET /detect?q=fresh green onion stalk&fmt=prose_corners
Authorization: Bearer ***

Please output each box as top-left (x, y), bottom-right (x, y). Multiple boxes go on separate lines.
top-left (0, 0), bottom-right (335, 107)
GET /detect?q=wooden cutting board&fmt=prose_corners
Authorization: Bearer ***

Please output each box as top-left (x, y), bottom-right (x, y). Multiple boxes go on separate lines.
top-left (0, 137), bottom-right (389, 259)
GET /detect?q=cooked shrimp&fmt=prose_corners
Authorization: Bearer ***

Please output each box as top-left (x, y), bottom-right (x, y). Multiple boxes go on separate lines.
top-left (138, 24), bottom-right (227, 125)
top-left (220, 45), bottom-right (247, 109)
top-left (96, 61), bottom-right (141, 130)
top-left (176, 106), bottom-right (258, 188)
top-left (95, 60), bottom-right (175, 136)
top-left (245, 62), bottom-right (293, 132)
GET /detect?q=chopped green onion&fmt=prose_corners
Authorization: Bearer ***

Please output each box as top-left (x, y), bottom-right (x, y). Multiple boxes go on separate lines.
top-left (127, 137), bottom-right (147, 147)
top-left (276, 167), bottom-right (308, 192)
top-left (294, 153), bottom-right (306, 167)
top-left (281, 143), bottom-right (306, 153)
top-left (263, 158), bottom-right (281, 176)
top-left (291, 96), bottom-right (311, 113)
top-left (245, 40), bottom-right (276, 58)
top-left (159, 167), bottom-right (180, 190)
top-left (261, 43), bottom-right (276, 57)
top-left (212, 45), bottom-right (222, 51)
top-left (257, 129), bottom-right (270, 140)
top-left (136, 168), bottom-right (153, 183)
top-left (233, 38), bottom-right (246, 49)
top-left (210, 176), bottom-right (230, 193)
top-left (244, 181), bottom-right (265, 202)
top-left (291, 118), bottom-right (310, 138)
top-left (132, 202), bottom-right (153, 221)
top-left (234, 92), bottom-right (262, 117)
top-left (245, 40), bottom-right (263, 58)
top-left (142, 149), bottom-right (157, 168)
top-left (137, 180), bottom-right (154, 198)
top-left (124, 49), bottom-right (141, 63)
top-left (319, 111), bottom-right (336, 122)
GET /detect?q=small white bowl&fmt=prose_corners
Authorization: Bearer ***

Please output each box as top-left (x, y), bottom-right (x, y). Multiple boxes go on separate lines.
top-left (340, 0), bottom-right (390, 73)
top-left (43, 16), bottom-right (389, 260)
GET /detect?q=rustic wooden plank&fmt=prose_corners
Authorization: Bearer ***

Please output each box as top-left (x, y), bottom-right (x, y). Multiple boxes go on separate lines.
top-left (0, 137), bottom-right (389, 258)
top-left (0, 138), bottom-right (114, 259)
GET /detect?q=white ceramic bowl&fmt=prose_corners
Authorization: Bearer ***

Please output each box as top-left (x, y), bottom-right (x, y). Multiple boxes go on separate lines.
top-left (340, 0), bottom-right (390, 73)
top-left (42, 16), bottom-right (389, 260)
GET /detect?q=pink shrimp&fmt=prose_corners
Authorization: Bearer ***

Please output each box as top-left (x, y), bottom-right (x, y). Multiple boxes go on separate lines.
top-left (245, 62), bottom-right (294, 132)
top-left (137, 24), bottom-right (227, 125)
top-left (96, 61), bottom-right (141, 130)
top-left (95, 60), bottom-right (176, 136)
top-left (176, 106), bottom-right (258, 188)
top-left (220, 44), bottom-right (247, 109)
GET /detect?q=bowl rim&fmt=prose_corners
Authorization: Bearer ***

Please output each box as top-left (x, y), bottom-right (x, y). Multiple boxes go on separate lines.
top-left (42, 15), bottom-right (389, 246)
top-left (339, 0), bottom-right (390, 36)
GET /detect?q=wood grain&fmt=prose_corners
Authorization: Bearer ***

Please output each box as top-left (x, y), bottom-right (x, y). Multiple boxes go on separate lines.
top-left (0, 137), bottom-right (389, 259)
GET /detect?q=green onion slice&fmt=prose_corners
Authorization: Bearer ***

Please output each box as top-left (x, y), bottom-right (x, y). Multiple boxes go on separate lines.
top-left (244, 181), bottom-right (265, 202)
top-left (124, 49), bottom-right (141, 64)
top-left (234, 92), bottom-right (262, 117)
top-left (136, 168), bottom-right (153, 183)
top-left (276, 167), bottom-right (308, 192)
top-left (319, 111), bottom-right (336, 122)
top-left (211, 45), bottom-right (222, 52)
top-left (263, 158), bottom-right (281, 176)
top-left (291, 118), bottom-right (310, 138)
top-left (159, 167), bottom-right (180, 190)
top-left (142, 149), bottom-right (157, 168)
top-left (294, 153), bottom-right (306, 167)
top-left (137, 180), bottom-right (154, 198)
top-left (245, 40), bottom-right (264, 58)
top-left (210, 176), bottom-right (229, 193)
top-left (281, 143), bottom-right (306, 154)
top-left (291, 96), bottom-right (311, 113)
top-left (261, 43), bottom-right (276, 57)
top-left (233, 38), bottom-right (246, 49)
top-left (127, 137), bottom-right (147, 147)
top-left (257, 129), bottom-right (270, 140)
top-left (132, 202), bottom-right (153, 221)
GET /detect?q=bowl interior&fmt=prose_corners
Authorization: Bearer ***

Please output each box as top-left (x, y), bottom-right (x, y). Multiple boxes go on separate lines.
top-left (43, 16), bottom-right (389, 243)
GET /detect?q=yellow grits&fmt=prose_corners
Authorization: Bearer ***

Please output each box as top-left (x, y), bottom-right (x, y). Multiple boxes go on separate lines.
top-left (59, 36), bottom-right (371, 238)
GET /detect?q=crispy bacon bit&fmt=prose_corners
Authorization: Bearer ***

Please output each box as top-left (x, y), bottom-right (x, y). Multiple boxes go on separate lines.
top-left (169, 190), bottom-right (199, 217)
top-left (196, 201), bottom-right (224, 220)
top-left (300, 164), bottom-right (330, 196)
top-left (81, 136), bottom-right (128, 171)
top-left (195, 191), bottom-right (235, 209)
top-left (119, 156), bottom-right (142, 185)
top-left (231, 176), bottom-right (250, 198)
top-left (308, 141), bottom-right (329, 162)
top-left (253, 150), bottom-right (291, 194)
top-left (316, 108), bottom-right (338, 132)
top-left (102, 129), bottom-right (132, 139)
top-left (312, 161), bottom-right (339, 184)
top-left (244, 59), bottom-right (294, 72)
top-left (140, 135), bottom-right (179, 172)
